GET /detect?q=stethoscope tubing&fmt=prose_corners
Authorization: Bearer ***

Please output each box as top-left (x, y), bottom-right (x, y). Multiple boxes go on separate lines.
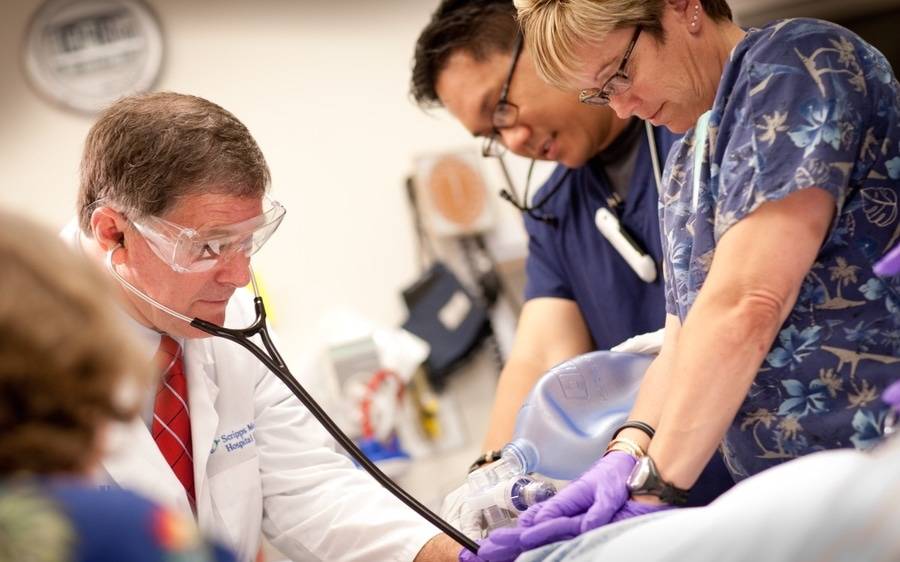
top-left (105, 247), bottom-right (479, 553)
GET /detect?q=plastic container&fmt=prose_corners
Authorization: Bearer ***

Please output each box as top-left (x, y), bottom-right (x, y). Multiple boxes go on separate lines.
top-left (464, 457), bottom-right (556, 534)
top-left (503, 350), bottom-right (653, 480)
top-left (459, 350), bottom-right (652, 535)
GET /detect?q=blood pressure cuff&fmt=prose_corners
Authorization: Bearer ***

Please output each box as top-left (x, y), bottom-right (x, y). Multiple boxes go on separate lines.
top-left (401, 262), bottom-right (489, 391)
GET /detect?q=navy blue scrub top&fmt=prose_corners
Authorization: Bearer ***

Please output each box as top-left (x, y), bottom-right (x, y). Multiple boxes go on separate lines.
top-left (523, 124), bottom-right (680, 349)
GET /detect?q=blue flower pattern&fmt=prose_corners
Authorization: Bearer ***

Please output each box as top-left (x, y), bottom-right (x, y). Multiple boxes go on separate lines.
top-left (788, 98), bottom-right (846, 157)
top-left (660, 19), bottom-right (900, 480)
top-left (849, 409), bottom-right (886, 450)
top-left (766, 326), bottom-right (822, 370)
top-left (776, 378), bottom-right (827, 418)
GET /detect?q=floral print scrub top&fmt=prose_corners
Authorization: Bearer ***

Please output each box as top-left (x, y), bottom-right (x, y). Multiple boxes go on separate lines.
top-left (660, 18), bottom-right (900, 480)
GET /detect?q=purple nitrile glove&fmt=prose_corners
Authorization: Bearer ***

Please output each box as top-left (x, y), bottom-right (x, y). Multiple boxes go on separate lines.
top-left (458, 546), bottom-right (484, 562)
top-left (610, 499), bottom-right (675, 523)
top-left (458, 527), bottom-right (529, 562)
top-left (883, 380), bottom-right (900, 413)
top-left (517, 497), bottom-right (675, 551)
top-left (519, 451), bottom-right (635, 531)
top-left (874, 242), bottom-right (900, 277)
top-left (519, 515), bottom-right (585, 550)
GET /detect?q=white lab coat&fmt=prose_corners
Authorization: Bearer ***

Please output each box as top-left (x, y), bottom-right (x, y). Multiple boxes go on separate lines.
top-left (99, 291), bottom-right (439, 562)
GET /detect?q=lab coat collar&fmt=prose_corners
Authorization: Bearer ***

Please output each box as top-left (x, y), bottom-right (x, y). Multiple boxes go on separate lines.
top-left (101, 415), bottom-right (193, 513)
top-left (102, 322), bottom-right (222, 522)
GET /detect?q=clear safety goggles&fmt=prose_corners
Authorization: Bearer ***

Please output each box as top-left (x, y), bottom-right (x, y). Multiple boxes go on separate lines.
top-left (130, 197), bottom-right (286, 273)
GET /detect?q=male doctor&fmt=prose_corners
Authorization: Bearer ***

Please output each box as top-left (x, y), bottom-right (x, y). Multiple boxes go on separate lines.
top-left (69, 92), bottom-right (458, 562)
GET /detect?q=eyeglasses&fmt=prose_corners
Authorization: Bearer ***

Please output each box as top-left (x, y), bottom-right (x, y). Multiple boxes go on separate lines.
top-left (130, 196), bottom-right (286, 273)
top-left (482, 33), bottom-right (524, 158)
top-left (579, 26), bottom-right (642, 106)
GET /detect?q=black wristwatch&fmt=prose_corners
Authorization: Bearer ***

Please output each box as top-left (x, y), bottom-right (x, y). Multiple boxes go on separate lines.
top-left (626, 455), bottom-right (690, 506)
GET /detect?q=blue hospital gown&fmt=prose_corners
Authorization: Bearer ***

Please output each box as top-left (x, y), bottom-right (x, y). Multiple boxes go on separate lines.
top-left (660, 18), bottom-right (900, 480)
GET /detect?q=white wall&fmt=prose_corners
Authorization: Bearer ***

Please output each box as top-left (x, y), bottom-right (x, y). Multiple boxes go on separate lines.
top-left (0, 0), bottom-right (530, 365)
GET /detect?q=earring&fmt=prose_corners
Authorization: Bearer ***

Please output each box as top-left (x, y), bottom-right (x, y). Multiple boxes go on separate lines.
top-left (690, 4), bottom-right (700, 27)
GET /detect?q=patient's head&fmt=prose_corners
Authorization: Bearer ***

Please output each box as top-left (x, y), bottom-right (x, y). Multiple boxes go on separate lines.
top-left (0, 209), bottom-right (148, 476)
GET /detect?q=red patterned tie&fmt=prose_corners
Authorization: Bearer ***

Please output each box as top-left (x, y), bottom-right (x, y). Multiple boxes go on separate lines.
top-left (152, 335), bottom-right (196, 511)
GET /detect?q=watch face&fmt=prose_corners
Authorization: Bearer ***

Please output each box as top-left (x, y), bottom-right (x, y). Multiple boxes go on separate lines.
top-left (626, 456), bottom-right (652, 491)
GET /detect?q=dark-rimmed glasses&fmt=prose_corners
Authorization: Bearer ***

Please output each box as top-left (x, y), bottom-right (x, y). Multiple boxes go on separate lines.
top-left (481, 32), bottom-right (524, 158)
top-left (480, 33), bottom-right (558, 225)
top-left (579, 26), bottom-right (642, 106)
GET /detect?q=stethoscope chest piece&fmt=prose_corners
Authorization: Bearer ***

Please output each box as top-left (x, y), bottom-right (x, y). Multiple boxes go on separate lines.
top-left (594, 207), bottom-right (657, 283)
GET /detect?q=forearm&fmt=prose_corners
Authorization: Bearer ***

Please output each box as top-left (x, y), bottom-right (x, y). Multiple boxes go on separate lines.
top-left (414, 534), bottom-right (461, 562)
top-left (618, 355), bottom-right (673, 451)
top-left (481, 356), bottom-right (553, 451)
top-left (615, 316), bottom-right (681, 452)
top-left (648, 188), bottom-right (833, 490)
top-left (650, 293), bottom-right (786, 488)
top-left (479, 298), bottom-right (592, 451)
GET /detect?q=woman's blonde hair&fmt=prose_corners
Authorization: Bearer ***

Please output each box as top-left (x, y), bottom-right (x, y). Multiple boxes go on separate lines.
top-left (514, 0), bottom-right (732, 89)
top-left (0, 209), bottom-right (149, 476)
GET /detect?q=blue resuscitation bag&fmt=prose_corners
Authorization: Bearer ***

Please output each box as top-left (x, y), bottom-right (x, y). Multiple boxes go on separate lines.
top-left (505, 351), bottom-right (653, 480)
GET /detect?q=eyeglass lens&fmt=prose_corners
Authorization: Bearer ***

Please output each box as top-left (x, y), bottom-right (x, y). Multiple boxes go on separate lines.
top-left (482, 33), bottom-right (524, 158)
top-left (579, 26), bottom-right (642, 106)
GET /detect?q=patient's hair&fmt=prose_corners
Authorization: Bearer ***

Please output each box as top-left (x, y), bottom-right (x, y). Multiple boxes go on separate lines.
top-left (0, 209), bottom-right (149, 476)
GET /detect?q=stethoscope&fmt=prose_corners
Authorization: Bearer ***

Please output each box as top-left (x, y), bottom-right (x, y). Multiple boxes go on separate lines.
top-left (594, 121), bottom-right (662, 283)
top-left (505, 121), bottom-right (663, 283)
top-left (104, 245), bottom-right (480, 554)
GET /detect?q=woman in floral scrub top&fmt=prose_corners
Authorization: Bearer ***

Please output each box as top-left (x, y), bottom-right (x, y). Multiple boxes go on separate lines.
top-left (515, 0), bottom-right (900, 494)
top-left (658, 17), bottom-right (900, 479)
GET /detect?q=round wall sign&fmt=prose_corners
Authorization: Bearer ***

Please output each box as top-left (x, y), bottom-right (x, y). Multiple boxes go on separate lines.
top-left (427, 155), bottom-right (489, 231)
top-left (413, 150), bottom-right (495, 237)
top-left (22, 0), bottom-right (164, 114)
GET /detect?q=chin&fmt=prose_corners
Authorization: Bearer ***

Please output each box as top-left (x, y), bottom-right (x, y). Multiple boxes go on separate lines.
top-left (163, 317), bottom-right (221, 340)
top-left (183, 325), bottom-right (217, 339)
top-left (666, 120), bottom-right (691, 134)
top-left (191, 310), bottom-right (227, 327)
top-left (191, 300), bottom-right (228, 320)
top-left (560, 151), bottom-right (589, 169)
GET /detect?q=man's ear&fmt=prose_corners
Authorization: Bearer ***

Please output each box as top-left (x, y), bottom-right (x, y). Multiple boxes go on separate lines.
top-left (90, 206), bottom-right (128, 257)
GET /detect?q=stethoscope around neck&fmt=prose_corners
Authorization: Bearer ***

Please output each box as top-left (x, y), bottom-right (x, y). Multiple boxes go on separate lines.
top-left (104, 244), bottom-right (480, 553)
top-left (594, 121), bottom-right (664, 283)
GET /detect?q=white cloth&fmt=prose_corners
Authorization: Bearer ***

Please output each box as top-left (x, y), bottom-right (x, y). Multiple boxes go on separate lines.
top-left (610, 329), bottom-right (664, 355)
top-left (518, 437), bottom-right (900, 562)
top-left (64, 223), bottom-right (439, 562)
top-left (440, 481), bottom-right (486, 541)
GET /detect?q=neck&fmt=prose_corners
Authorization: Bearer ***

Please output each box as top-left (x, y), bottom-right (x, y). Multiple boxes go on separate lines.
top-left (702, 21), bottom-right (747, 105)
top-left (596, 115), bottom-right (634, 153)
top-left (595, 117), bottom-right (642, 164)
